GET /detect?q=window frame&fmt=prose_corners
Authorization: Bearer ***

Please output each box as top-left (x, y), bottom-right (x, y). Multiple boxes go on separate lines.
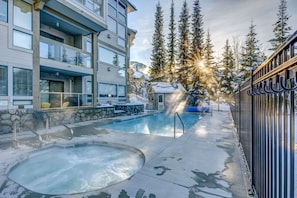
top-left (0, 65), bottom-right (8, 96)
top-left (117, 85), bottom-right (125, 98)
top-left (99, 83), bottom-right (117, 97)
top-left (13, 0), bottom-right (32, 31)
top-left (13, 67), bottom-right (33, 96)
top-left (0, 0), bottom-right (8, 23)
top-left (13, 29), bottom-right (32, 49)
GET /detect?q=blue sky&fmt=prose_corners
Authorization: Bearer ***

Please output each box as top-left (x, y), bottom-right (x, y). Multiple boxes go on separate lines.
top-left (128, 0), bottom-right (297, 66)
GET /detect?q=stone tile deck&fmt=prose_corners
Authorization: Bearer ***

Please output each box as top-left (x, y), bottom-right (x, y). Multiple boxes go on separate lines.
top-left (0, 111), bottom-right (252, 198)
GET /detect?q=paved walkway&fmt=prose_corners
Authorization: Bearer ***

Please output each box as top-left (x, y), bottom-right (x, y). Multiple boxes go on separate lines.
top-left (0, 111), bottom-right (252, 198)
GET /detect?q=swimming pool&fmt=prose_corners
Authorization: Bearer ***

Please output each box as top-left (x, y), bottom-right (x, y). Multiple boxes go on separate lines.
top-left (7, 143), bottom-right (144, 195)
top-left (97, 113), bottom-right (201, 137)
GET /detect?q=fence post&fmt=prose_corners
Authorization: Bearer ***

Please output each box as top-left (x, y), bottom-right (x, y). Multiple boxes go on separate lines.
top-left (12, 120), bottom-right (18, 147)
top-left (45, 117), bottom-right (49, 140)
top-left (250, 69), bottom-right (255, 189)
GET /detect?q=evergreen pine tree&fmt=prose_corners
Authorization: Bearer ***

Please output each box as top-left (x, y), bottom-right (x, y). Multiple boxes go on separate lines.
top-left (219, 39), bottom-right (236, 103)
top-left (269, 0), bottom-right (291, 51)
top-left (177, 0), bottom-right (191, 90)
top-left (204, 30), bottom-right (216, 99)
top-left (189, 0), bottom-right (205, 96)
top-left (127, 64), bottom-right (135, 94)
top-left (166, 0), bottom-right (177, 83)
top-left (240, 21), bottom-right (265, 80)
top-left (150, 2), bottom-right (167, 81)
top-left (191, 0), bottom-right (204, 58)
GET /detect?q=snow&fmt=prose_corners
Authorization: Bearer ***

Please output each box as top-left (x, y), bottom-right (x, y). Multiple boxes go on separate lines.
top-left (133, 71), bottom-right (144, 79)
top-left (150, 82), bottom-right (186, 94)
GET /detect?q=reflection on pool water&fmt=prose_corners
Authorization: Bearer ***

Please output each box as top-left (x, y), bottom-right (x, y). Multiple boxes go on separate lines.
top-left (97, 113), bottom-right (201, 137)
top-left (8, 143), bottom-right (144, 195)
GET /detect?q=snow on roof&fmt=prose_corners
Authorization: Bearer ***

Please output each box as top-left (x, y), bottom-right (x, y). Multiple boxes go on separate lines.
top-left (133, 71), bottom-right (150, 80)
top-left (151, 82), bottom-right (186, 94)
top-left (133, 71), bottom-right (143, 78)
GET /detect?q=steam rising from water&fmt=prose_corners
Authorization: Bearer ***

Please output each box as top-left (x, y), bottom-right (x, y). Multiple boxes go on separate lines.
top-left (8, 144), bottom-right (144, 195)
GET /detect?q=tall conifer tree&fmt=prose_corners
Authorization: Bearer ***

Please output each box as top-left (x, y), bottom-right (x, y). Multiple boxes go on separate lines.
top-left (150, 2), bottom-right (167, 81)
top-left (166, 0), bottom-right (177, 83)
top-left (240, 21), bottom-right (265, 80)
top-left (177, 0), bottom-right (191, 90)
top-left (189, 0), bottom-right (205, 95)
top-left (204, 30), bottom-right (216, 98)
top-left (219, 39), bottom-right (236, 102)
top-left (269, 0), bottom-right (291, 51)
top-left (191, 0), bottom-right (204, 59)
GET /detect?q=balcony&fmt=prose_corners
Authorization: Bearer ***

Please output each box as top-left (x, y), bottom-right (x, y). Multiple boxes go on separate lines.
top-left (40, 38), bottom-right (92, 69)
top-left (73, 0), bottom-right (104, 18)
top-left (40, 92), bottom-right (93, 109)
top-left (44, 0), bottom-right (107, 33)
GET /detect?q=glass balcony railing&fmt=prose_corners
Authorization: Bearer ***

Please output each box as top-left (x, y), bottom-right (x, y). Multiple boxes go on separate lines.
top-left (74, 0), bottom-right (104, 17)
top-left (40, 38), bottom-right (92, 68)
top-left (40, 92), bottom-right (93, 109)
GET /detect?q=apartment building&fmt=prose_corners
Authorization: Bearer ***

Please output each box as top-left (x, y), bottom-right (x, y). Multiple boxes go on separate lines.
top-left (0, 0), bottom-right (136, 110)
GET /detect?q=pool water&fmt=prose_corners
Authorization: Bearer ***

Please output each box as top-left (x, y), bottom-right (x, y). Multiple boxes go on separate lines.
top-left (8, 144), bottom-right (144, 195)
top-left (97, 113), bottom-right (201, 137)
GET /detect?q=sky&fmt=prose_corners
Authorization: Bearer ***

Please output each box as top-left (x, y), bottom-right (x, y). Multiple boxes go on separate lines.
top-left (127, 0), bottom-right (297, 66)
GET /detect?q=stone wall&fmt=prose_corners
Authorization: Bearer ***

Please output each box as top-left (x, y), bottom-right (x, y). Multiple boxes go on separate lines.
top-left (0, 104), bottom-right (144, 135)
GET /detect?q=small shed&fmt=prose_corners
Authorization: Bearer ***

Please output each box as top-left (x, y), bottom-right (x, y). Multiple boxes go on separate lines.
top-left (147, 82), bottom-right (186, 111)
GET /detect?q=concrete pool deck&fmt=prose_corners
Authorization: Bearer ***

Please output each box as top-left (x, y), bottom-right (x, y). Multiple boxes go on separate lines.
top-left (0, 110), bottom-right (253, 198)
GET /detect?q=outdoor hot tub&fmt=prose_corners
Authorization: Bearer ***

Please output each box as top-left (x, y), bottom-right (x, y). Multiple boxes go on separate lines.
top-left (7, 142), bottom-right (145, 195)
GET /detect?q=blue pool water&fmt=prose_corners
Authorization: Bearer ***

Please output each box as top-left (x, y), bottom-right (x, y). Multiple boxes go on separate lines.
top-left (8, 143), bottom-right (144, 195)
top-left (97, 113), bottom-right (201, 137)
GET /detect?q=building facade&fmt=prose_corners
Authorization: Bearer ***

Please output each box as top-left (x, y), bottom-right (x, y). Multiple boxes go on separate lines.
top-left (0, 0), bottom-right (136, 110)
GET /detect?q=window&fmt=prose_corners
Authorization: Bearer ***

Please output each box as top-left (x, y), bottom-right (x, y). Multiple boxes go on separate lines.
top-left (13, 30), bottom-right (32, 49)
top-left (117, 23), bottom-right (125, 38)
top-left (0, 66), bottom-right (7, 96)
top-left (99, 83), bottom-right (117, 97)
top-left (159, 95), bottom-right (163, 103)
top-left (13, 0), bottom-right (32, 49)
top-left (118, 1), bottom-right (126, 15)
top-left (108, 0), bottom-right (116, 7)
top-left (118, 69), bottom-right (125, 77)
top-left (108, 4), bottom-right (117, 18)
top-left (118, 2), bottom-right (126, 22)
top-left (86, 80), bottom-right (92, 94)
top-left (117, 85), bottom-right (125, 98)
top-left (0, 0), bottom-right (7, 23)
top-left (13, 0), bottom-right (32, 30)
top-left (118, 12), bottom-right (125, 23)
top-left (13, 68), bottom-right (32, 96)
top-left (118, 54), bottom-right (125, 68)
top-left (118, 37), bottom-right (125, 48)
top-left (107, 16), bottom-right (117, 33)
top-left (108, 0), bottom-right (126, 47)
top-left (86, 40), bottom-right (92, 53)
top-left (99, 47), bottom-right (117, 66)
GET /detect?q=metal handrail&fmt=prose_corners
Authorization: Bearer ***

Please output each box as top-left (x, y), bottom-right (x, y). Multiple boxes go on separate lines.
top-left (12, 120), bottom-right (43, 148)
top-left (45, 116), bottom-right (74, 140)
top-left (174, 112), bottom-right (184, 139)
top-left (21, 122), bottom-right (43, 148)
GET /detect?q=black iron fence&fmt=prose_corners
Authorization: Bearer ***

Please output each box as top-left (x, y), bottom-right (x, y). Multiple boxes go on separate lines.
top-left (231, 31), bottom-right (297, 198)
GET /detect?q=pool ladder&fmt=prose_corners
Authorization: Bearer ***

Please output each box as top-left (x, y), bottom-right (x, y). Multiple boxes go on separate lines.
top-left (174, 112), bottom-right (184, 139)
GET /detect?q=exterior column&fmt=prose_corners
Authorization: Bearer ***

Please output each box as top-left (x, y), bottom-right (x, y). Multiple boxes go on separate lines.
top-left (92, 32), bottom-right (98, 107)
top-left (32, 7), bottom-right (41, 109)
